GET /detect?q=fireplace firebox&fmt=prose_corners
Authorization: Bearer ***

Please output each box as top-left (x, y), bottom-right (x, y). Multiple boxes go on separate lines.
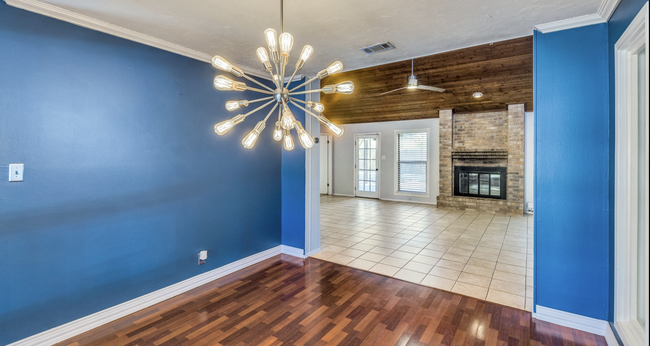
top-left (454, 166), bottom-right (506, 200)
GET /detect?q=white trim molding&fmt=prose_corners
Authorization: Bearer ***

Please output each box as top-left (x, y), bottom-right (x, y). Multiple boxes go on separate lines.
top-left (3, 0), bottom-right (270, 80)
top-left (7, 245), bottom-right (304, 346)
top-left (281, 245), bottom-right (306, 258)
top-left (533, 306), bottom-right (611, 338)
top-left (598, 0), bottom-right (622, 21)
top-left (613, 3), bottom-right (649, 346)
top-left (379, 197), bottom-right (437, 205)
top-left (534, 14), bottom-right (606, 33)
top-left (332, 193), bottom-right (355, 198)
top-left (535, 0), bottom-right (622, 33)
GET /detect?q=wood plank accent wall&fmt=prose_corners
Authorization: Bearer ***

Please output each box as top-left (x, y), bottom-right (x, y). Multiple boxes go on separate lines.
top-left (320, 36), bottom-right (533, 124)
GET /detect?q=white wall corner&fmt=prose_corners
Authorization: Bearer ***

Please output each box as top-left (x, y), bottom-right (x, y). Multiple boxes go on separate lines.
top-left (7, 245), bottom-right (283, 346)
top-left (534, 14), bottom-right (606, 34)
top-left (597, 0), bottom-right (622, 21)
top-left (305, 248), bottom-right (321, 257)
top-left (280, 245), bottom-right (306, 258)
top-left (533, 306), bottom-right (611, 337)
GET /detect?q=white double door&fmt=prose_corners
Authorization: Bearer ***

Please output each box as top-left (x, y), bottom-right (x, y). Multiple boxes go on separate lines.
top-left (354, 134), bottom-right (380, 198)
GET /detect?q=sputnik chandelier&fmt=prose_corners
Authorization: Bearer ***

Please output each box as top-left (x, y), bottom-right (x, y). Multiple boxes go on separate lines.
top-left (210, 0), bottom-right (353, 151)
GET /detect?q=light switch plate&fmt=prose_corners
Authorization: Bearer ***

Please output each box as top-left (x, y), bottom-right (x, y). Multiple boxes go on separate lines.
top-left (9, 163), bottom-right (24, 182)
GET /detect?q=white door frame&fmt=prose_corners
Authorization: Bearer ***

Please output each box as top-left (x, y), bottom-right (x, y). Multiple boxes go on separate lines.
top-left (354, 133), bottom-right (381, 199)
top-left (320, 133), bottom-right (333, 195)
top-left (304, 79), bottom-right (321, 257)
top-left (614, 3), bottom-right (649, 346)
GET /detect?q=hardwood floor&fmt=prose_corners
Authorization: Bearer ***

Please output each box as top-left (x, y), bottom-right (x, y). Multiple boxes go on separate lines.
top-left (57, 255), bottom-right (606, 346)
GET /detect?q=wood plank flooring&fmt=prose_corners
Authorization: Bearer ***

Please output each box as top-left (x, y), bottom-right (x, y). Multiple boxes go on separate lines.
top-left (57, 255), bottom-right (606, 346)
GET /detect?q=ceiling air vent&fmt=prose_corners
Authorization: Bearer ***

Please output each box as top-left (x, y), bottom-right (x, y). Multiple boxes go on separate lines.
top-left (360, 41), bottom-right (396, 55)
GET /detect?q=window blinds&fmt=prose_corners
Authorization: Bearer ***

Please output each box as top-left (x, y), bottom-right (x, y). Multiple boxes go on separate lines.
top-left (397, 131), bottom-right (428, 193)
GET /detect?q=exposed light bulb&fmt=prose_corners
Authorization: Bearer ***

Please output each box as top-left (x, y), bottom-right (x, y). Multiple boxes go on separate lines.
top-left (279, 33), bottom-right (294, 60)
top-left (281, 108), bottom-right (296, 130)
top-left (335, 81), bottom-right (355, 94)
top-left (295, 122), bottom-right (314, 149)
top-left (300, 45), bottom-right (314, 61)
top-left (264, 28), bottom-right (279, 63)
top-left (317, 61), bottom-right (344, 79)
top-left (294, 45), bottom-right (314, 71)
top-left (283, 129), bottom-right (295, 151)
top-left (306, 101), bottom-right (324, 113)
top-left (279, 32), bottom-right (293, 67)
top-left (256, 47), bottom-right (273, 72)
top-left (225, 100), bottom-right (249, 111)
top-left (273, 121), bottom-right (284, 141)
top-left (211, 56), bottom-right (243, 77)
top-left (214, 114), bottom-right (245, 135)
top-left (242, 121), bottom-right (266, 149)
top-left (214, 75), bottom-right (246, 91)
top-left (322, 80), bottom-right (355, 95)
top-left (315, 115), bottom-right (344, 137)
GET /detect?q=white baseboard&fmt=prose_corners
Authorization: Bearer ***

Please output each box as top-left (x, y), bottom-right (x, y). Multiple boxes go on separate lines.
top-left (332, 193), bottom-right (355, 197)
top-left (8, 245), bottom-right (288, 346)
top-left (604, 323), bottom-right (620, 346)
top-left (533, 305), bottom-right (614, 343)
top-left (379, 197), bottom-right (437, 205)
top-left (280, 245), bottom-right (305, 258)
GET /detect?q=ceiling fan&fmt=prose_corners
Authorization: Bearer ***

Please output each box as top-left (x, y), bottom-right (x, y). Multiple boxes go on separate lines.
top-left (380, 59), bottom-right (445, 95)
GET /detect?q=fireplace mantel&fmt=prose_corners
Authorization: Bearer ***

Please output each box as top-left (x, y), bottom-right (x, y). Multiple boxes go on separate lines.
top-left (451, 150), bottom-right (508, 159)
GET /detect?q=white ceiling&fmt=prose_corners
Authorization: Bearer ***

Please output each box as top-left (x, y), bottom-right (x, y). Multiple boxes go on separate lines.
top-left (39, 0), bottom-right (602, 76)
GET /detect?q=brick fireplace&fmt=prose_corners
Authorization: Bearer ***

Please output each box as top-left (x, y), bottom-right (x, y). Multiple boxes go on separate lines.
top-left (437, 104), bottom-right (524, 215)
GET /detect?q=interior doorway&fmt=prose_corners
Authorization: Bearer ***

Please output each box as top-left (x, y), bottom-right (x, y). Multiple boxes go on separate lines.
top-left (354, 134), bottom-right (380, 199)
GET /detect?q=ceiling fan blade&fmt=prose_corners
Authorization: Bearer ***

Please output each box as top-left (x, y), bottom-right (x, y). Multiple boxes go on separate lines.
top-left (380, 87), bottom-right (408, 95)
top-left (417, 85), bottom-right (445, 92)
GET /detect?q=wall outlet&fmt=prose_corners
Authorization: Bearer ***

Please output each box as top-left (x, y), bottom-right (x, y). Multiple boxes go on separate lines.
top-left (198, 250), bottom-right (208, 265)
top-left (527, 202), bottom-right (534, 213)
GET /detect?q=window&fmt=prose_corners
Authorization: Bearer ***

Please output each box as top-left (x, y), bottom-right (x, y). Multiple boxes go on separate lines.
top-left (396, 130), bottom-right (428, 194)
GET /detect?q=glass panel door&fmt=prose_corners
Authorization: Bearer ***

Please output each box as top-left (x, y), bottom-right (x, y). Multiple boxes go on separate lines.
top-left (355, 134), bottom-right (380, 198)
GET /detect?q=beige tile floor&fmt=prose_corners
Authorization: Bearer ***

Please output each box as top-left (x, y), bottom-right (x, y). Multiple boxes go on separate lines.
top-left (312, 195), bottom-right (534, 311)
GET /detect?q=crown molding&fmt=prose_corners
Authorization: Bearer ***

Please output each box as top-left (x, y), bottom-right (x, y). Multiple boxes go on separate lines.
top-left (3, 0), bottom-right (274, 81)
top-left (535, 0), bottom-right (622, 34)
top-left (597, 0), bottom-right (621, 21)
top-left (534, 13), bottom-right (606, 33)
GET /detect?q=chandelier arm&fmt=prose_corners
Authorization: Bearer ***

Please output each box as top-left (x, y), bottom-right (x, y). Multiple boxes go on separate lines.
top-left (289, 75), bottom-right (319, 92)
top-left (262, 103), bottom-right (279, 122)
top-left (281, 64), bottom-right (287, 88)
top-left (248, 96), bottom-right (275, 104)
top-left (242, 74), bottom-right (275, 92)
top-left (288, 89), bottom-right (323, 96)
top-left (243, 99), bottom-right (276, 117)
top-left (245, 87), bottom-right (276, 95)
top-left (273, 61), bottom-right (281, 82)
top-left (284, 67), bottom-right (299, 89)
top-left (289, 100), bottom-right (321, 119)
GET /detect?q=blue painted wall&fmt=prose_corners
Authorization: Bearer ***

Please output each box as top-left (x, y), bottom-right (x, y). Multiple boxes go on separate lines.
top-left (0, 3), bottom-right (282, 344)
top-left (533, 24), bottom-right (610, 320)
top-left (606, 0), bottom-right (648, 321)
top-left (281, 83), bottom-right (306, 250)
